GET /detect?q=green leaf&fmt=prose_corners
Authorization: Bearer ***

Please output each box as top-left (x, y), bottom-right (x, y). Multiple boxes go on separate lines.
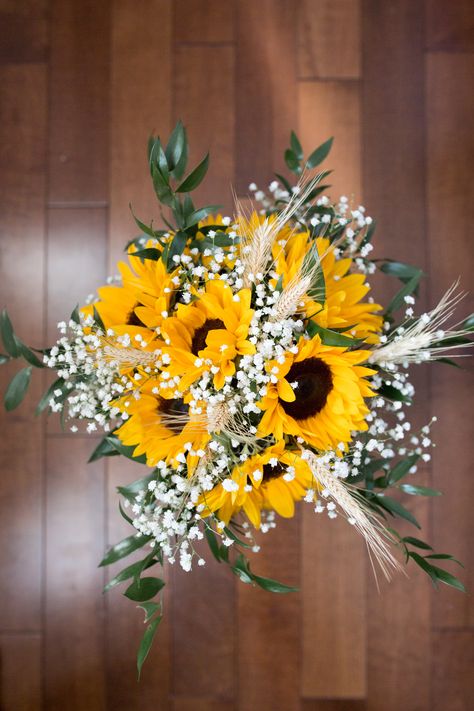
top-left (93, 306), bottom-right (106, 332)
top-left (385, 271), bottom-right (423, 315)
top-left (274, 172), bottom-right (294, 194)
top-left (400, 484), bottom-right (441, 497)
top-left (35, 377), bottom-right (65, 416)
top-left (104, 557), bottom-right (157, 593)
top-left (302, 243), bottom-right (326, 304)
top-left (232, 554), bottom-right (253, 584)
top-left (151, 164), bottom-right (174, 206)
top-left (462, 313), bottom-right (474, 331)
top-left (204, 527), bottom-right (222, 563)
top-left (4, 366), bottom-right (33, 411)
top-left (104, 435), bottom-right (147, 464)
top-left (306, 322), bottom-right (359, 348)
top-left (18, 343), bottom-right (44, 368)
top-left (387, 454), bottom-right (420, 484)
top-left (132, 247), bottom-right (162, 262)
top-left (0, 353), bottom-right (10, 365)
top-left (138, 601), bottom-right (161, 623)
top-left (137, 615), bottom-right (162, 678)
top-left (252, 573), bottom-right (298, 594)
top-left (99, 533), bottom-right (151, 567)
top-left (0, 310), bottom-right (20, 357)
top-left (409, 552), bottom-right (465, 592)
top-left (117, 471), bottom-right (156, 502)
top-left (375, 494), bottom-right (421, 528)
top-left (223, 525), bottom-right (252, 549)
top-left (290, 131), bottom-right (303, 160)
top-left (377, 382), bottom-right (412, 404)
top-left (379, 260), bottom-right (423, 282)
top-left (184, 205), bottom-right (221, 229)
top-left (401, 536), bottom-right (433, 550)
top-left (119, 500), bottom-right (134, 525)
top-left (124, 576), bottom-right (165, 602)
top-left (176, 153), bottom-right (209, 193)
top-left (164, 231), bottom-right (188, 270)
top-left (165, 121), bottom-right (188, 179)
top-left (70, 304), bottom-right (81, 324)
top-left (88, 436), bottom-right (120, 462)
top-left (284, 148), bottom-right (300, 173)
top-left (424, 553), bottom-right (463, 567)
top-left (306, 137), bottom-right (334, 169)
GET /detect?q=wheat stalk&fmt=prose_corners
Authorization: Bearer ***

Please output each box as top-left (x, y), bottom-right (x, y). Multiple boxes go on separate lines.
top-left (302, 449), bottom-right (402, 580)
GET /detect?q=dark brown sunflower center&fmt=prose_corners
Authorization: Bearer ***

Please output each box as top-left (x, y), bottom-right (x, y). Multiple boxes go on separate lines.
top-left (158, 398), bottom-right (189, 434)
top-left (262, 461), bottom-right (286, 482)
top-left (126, 303), bottom-right (145, 327)
top-left (191, 318), bottom-right (225, 355)
top-left (280, 357), bottom-right (333, 421)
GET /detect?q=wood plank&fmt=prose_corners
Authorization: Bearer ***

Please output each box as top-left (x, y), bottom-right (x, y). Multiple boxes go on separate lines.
top-left (426, 51), bottom-right (474, 627)
top-left (237, 520), bottom-right (300, 711)
top-left (174, 45), bottom-right (235, 212)
top-left (432, 629), bottom-right (474, 711)
top-left (235, 0), bottom-right (297, 193)
top-left (48, 0), bottom-right (110, 203)
top-left (164, 56), bottom-right (236, 697)
top-left (425, 0), bottom-right (474, 51)
top-left (298, 80), bottom-right (361, 199)
top-left (46, 207), bottom-right (108, 435)
top-left (0, 634), bottom-right (41, 710)
top-left (44, 437), bottom-right (106, 711)
top-left (302, 701), bottom-right (366, 711)
top-left (298, 79), bottom-right (366, 699)
top-left (109, 0), bottom-right (172, 266)
top-left (0, 0), bottom-right (48, 64)
top-left (361, 3), bottom-right (431, 710)
top-left (105, 458), bottom-right (171, 708)
top-left (298, 0), bottom-right (361, 79)
top-left (174, 0), bottom-right (234, 43)
top-left (0, 63), bottom-right (47, 631)
top-left (173, 700), bottom-right (233, 711)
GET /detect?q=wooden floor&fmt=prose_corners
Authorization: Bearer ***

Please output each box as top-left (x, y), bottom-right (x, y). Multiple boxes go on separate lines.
top-left (0, 1), bottom-right (473, 709)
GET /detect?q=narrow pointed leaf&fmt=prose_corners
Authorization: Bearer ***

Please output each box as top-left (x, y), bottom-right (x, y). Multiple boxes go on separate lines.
top-left (124, 576), bottom-right (165, 602)
top-left (400, 484), bottom-right (441, 497)
top-left (99, 533), bottom-right (151, 567)
top-left (4, 366), bottom-right (33, 411)
top-left (306, 137), bottom-right (333, 168)
top-left (176, 153), bottom-right (209, 193)
top-left (137, 616), bottom-right (162, 678)
top-left (0, 310), bottom-right (20, 357)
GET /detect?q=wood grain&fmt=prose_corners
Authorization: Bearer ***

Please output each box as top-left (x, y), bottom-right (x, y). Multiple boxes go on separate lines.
top-left (171, 42), bottom-right (236, 704)
top-left (0, 634), bottom-right (41, 711)
top-left (44, 438), bottom-right (106, 711)
top-left (425, 0), bottom-right (474, 51)
top-left (105, 457), bottom-right (171, 708)
top-left (432, 629), bottom-right (474, 711)
top-left (362, 3), bottom-right (431, 710)
top-left (109, 0), bottom-right (172, 266)
top-left (298, 78), bottom-right (366, 699)
top-left (235, 0), bottom-right (297, 193)
top-left (426, 51), bottom-right (474, 627)
top-left (174, 0), bottom-right (235, 43)
top-left (174, 45), bottom-right (235, 211)
top-left (0, 0), bottom-right (48, 64)
top-left (48, 0), bottom-right (110, 203)
top-left (0, 64), bottom-right (47, 632)
top-left (298, 0), bottom-right (361, 79)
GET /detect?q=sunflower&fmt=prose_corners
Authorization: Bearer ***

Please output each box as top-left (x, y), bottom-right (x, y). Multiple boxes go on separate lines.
top-left (257, 334), bottom-right (375, 451)
top-left (160, 279), bottom-right (256, 391)
top-left (82, 242), bottom-right (181, 335)
top-left (198, 441), bottom-right (315, 528)
top-left (273, 231), bottom-right (382, 343)
top-left (114, 386), bottom-right (210, 470)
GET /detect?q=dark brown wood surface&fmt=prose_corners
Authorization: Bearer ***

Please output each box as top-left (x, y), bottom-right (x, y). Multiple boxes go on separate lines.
top-left (0, 1), bottom-right (472, 709)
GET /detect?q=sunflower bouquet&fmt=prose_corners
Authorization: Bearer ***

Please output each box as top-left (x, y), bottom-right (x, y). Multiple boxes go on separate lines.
top-left (1, 123), bottom-right (472, 674)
